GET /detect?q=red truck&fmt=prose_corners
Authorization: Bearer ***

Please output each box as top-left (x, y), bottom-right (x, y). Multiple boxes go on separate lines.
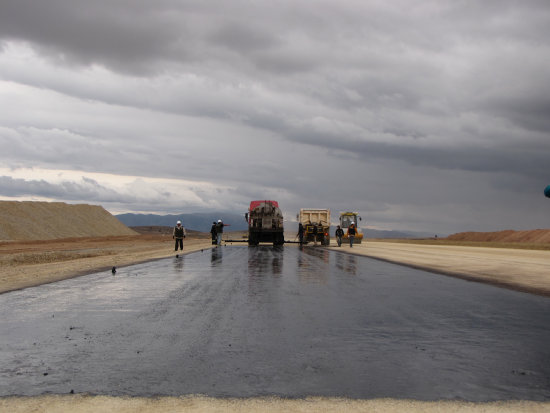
top-left (245, 200), bottom-right (285, 246)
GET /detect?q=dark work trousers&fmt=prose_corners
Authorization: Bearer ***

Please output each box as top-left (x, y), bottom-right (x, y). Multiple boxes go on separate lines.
top-left (175, 238), bottom-right (183, 251)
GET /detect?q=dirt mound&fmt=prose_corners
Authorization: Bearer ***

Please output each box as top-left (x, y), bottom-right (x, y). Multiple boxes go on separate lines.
top-left (446, 229), bottom-right (550, 243)
top-left (0, 201), bottom-right (137, 241)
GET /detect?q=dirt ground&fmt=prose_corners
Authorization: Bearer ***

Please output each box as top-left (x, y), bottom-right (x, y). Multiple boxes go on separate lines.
top-left (0, 234), bottom-right (212, 294)
top-left (1, 235), bottom-right (549, 412)
top-left (1, 395), bottom-right (549, 413)
top-left (328, 241), bottom-right (550, 297)
top-left (447, 228), bottom-right (550, 243)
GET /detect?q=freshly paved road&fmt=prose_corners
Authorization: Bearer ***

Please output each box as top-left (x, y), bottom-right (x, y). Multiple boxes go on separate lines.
top-left (1, 246), bottom-right (549, 400)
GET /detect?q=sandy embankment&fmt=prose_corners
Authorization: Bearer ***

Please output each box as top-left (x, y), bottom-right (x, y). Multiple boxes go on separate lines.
top-left (329, 241), bottom-right (550, 297)
top-left (1, 395), bottom-right (549, 413)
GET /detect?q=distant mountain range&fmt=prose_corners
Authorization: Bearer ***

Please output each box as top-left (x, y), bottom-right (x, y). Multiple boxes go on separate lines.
top-left (362, 228), bottom-right (438, 239)
top-left (115, 212), bottom-right (249, 232)
top-left (116, 213), bottom-right (437, 239)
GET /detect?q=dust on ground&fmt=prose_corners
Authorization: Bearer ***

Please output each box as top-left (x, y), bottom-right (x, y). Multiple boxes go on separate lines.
top-left (1, 395), bottom-right (548, 413)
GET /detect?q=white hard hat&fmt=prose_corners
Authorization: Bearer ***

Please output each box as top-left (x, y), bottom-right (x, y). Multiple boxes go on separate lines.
top-left (351, 221), bottom-right (354, 224)
top-left (218, 219), bottom-right (222, 223)
top-left (177, 220), bottom-right (181, 224)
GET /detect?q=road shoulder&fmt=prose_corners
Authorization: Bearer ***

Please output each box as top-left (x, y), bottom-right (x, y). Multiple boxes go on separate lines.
top-left (328, 241), bottom-right (550, 297)
top-left (0, 237), bottom-right (213, 294)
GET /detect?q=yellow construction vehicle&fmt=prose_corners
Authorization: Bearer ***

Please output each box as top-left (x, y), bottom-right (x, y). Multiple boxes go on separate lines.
top-left (339, 212), bottom-right (363, 244)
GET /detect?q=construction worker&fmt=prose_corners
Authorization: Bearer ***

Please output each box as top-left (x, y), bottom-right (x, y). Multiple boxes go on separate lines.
top-left (347, 222), bottom-right (356, 248)
top-left (216, 219), bottom-right (229, 245)
top-left (210, 221), bottom-right (217, 245)
top-left (297, 222), bottom-right (304, 245)
top-left (173, 220), bottom-right (186, 251)
top-left (335, 225), bottom-right (344, 247)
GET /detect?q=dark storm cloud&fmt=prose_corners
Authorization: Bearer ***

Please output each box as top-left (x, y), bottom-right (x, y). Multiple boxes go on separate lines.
top-left (0, 0), bottom-right (190, 74)
top-left (208, 22), bottom-right (280, 54)
top-left (481, 95), bottom-right (550, 134)
top-left (286, 126), bottom-right (550, 180)
top-left (0, 176), bottom-right (137, 203)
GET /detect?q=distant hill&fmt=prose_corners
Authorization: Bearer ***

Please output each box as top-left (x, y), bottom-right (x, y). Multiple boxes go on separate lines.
top-left (130, 226), bottom-right (209, 238)
top-left (446, 229), bottom-right (550, 243)
top-left (364, 228), bottom-right (437, 239)
top-left (116, 212), bottom-right (249, 232)
top-left (0, 201), bottom-right (137, 240)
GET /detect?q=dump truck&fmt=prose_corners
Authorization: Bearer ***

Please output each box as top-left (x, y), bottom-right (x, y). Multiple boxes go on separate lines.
top-left (339, 211), bottom-right (363, 244)
top-left (298, 208), bottom-right (331, 245)
top-left (245, 200), bottom-right (285, 246)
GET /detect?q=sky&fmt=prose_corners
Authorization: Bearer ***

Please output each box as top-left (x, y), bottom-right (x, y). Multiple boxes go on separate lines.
top-left (1, 0), bottom-right (549, 235)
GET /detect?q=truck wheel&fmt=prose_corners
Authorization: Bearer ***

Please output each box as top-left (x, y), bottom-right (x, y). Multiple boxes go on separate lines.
top-left (324, 236), bottom-right (330, 246)
top-left (273, 233), bottom-right (284, 246)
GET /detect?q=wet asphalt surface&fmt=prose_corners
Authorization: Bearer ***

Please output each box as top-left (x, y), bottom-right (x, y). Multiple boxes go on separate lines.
top-left (1, 246), bottom-right (549, 401)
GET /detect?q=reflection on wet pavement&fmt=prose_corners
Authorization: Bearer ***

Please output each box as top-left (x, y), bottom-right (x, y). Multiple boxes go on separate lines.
top-left (0, 246), bottom-right (549, 400)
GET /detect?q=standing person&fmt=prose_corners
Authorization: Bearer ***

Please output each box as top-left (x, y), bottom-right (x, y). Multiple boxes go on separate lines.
top-left (216, 219), bottom-right (229, 245)
top-left (297, 222), bottom-right (304, 245)
top-left (210, 221), bottom-right (217, 245)
top-left (335, 225), bottom-right (344, 247)
top-left (173, 220), bottom-right (186, 252)
top-left (347, 222), bottom-right (356, 248)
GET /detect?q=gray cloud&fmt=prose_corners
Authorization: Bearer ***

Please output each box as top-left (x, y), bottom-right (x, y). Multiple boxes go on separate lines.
top-left (1, 0), bottom-right (549, 234)
top-left (0, 175), bottom-right (136, 203)
top-left (0, 0), bottom-right (186, 74)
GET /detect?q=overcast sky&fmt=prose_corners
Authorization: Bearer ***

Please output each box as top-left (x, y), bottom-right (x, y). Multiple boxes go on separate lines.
top-left (1, 0), bottom-right (549, 235)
